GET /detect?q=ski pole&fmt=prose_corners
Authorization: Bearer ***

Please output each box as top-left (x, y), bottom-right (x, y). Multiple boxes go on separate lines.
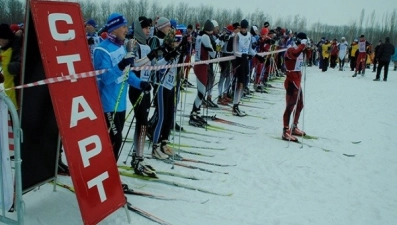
top-left (300, 54), bottom-right (307, 148)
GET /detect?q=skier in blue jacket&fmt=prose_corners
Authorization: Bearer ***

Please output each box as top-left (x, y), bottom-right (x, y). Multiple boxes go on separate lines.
top-left (94, 13), bottom-right (151, 161)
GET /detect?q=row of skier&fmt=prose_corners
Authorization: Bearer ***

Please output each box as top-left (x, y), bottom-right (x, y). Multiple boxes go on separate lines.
top-left (0, 15), bottom-right (311, 179)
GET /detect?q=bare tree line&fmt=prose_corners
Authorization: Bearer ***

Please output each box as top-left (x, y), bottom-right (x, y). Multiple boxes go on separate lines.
top-left (1, 0), bottom-right (396, 44)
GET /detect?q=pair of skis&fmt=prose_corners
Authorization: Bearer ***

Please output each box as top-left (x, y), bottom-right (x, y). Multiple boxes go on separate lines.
top-left (51, 181), bottom-right (176, 225)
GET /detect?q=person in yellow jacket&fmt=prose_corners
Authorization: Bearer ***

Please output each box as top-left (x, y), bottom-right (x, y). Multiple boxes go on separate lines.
top-left (321, 39), bottom-right (331, 71)
top-left (349, 39), bottom-right (359, 71)
top-left (0, 24), bottom-right (21, 109)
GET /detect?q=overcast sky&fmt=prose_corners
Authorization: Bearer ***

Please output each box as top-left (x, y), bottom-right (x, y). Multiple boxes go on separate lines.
top-left (163, 0), bottom-right (396, 27)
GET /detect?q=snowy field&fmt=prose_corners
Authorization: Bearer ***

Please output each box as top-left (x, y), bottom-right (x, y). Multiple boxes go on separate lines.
top-left (2, 64), bottom-right (397, 225)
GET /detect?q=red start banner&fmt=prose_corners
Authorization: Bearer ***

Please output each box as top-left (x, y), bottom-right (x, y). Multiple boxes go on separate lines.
top-left (29, 0), bottom-right (125, 224)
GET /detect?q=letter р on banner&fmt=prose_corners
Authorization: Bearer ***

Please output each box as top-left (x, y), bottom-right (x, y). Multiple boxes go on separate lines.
top-left (29, 0), bottom-right (125, 224)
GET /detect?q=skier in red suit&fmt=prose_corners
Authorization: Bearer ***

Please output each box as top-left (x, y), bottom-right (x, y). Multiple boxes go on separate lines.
top-left (282, 32), bottom-right (308, 142)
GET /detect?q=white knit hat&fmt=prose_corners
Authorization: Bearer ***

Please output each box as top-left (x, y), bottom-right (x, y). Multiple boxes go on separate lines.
top-left (211, 20), bottom-right (219, 28)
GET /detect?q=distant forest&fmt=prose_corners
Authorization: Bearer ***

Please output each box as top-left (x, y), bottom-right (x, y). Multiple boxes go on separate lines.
top-left (1, 0), bottom-right (396, 43)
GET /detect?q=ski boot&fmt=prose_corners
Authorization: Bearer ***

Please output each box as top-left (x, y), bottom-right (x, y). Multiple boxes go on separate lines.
top-left (152, 143), bottom-right (169, 159)
top-left (282, 127), bottom-right (298, 142)
top-left (161, 140), bottom-right (175, 156)
top-left (232, 104), bottom-right (247, 117)
top-left (292, 124), bottom-right (306, 136)
top-left (131, 155), bottom-right (157, 178)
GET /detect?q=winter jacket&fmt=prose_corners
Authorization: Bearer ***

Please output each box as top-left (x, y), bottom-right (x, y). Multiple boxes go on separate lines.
top-left (350, 43), bottom-right (359, 57)
top-left (374, 44), bottom-right (381, 58)
top-left (94, 39), bottom-right (141, 113)
top-left (377, 42), bottom-right (395, 62)
top-left (322, 43), bottom-right (331, 59)
top-left (0, 36), bottom-right (22, 108)
top-left (391, 47), bottom-right (397, 62)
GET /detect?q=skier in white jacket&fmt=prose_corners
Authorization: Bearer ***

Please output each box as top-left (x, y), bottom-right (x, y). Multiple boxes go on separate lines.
top-left (338, 37), bottom-right (349, 71)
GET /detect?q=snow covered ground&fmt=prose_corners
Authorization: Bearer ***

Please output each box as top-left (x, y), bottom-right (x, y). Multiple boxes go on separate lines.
top-left (2, 65), bottom-right (397, 225)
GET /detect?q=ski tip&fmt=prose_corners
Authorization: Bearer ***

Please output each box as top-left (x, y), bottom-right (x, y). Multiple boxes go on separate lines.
top-left (351, 141), bottom-right (361, 144)
top-left (343, 153), bottom-right (356, 157)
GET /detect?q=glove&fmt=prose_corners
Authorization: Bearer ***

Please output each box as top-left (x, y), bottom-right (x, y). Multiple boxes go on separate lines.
top-left (118, 57), bottom-right (134, 71)
top-left (219, 34), bottom-right (229, 41)
top-left (164, 49), bottom-right (179, 61)
top-left (241, 53), bottom-right (248, 60)
top-left (87, 37), bottom-right (94, 45)
top-left (248, 55), bottom-right (253, 60)
top-left (147, 49), bottom-right (158, 61)
top-left (255, 54), bottom-right (265, 63)
top-left (140, 81), bottom-right (152, 91)
top-left (301, 39), bottom-right (308, 45)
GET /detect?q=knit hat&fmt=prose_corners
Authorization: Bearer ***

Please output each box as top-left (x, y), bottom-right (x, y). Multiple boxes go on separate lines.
top-left (252, 25), bottom-right (258, 34)
top-left (226, 24), bottom-right (234, 33)
top-left (341, 37), bottom-right (345, 40)
top-left (353, 38), bottom-right (358, 42)
top-left (360, 34), bottom-right (365, 38)
top-left (211, 20), bottom-right (219, 28)
top-left (86, 19), bottom-right (98, 28)
top-left (240, 19), bottom-right (249, 29)
top-left (174, 30), bottom-right (183, 42)
top-left (268, 29), bottom-right (275, 35)
top-left (232, 22), bottom-right (240, 29)
top-left (187, 24), bottom-right (193, 29)
top-left (263, 21), bottom-right (270, 28)
top-left (138, 16), bottom-right (151, 28)
top-left (385, 37), bottom-right (390, 43)
top-left (0, 24), bottom-right (14, 40)
top-left (260, 27), bottom-right (268, 36)
top-left (10, 24), bottom-right (20, 33)
top-left (170, 19), bottom-right (177, 29)
top-left (196, 23), bottom-right (200, 28)
top-left (156, 17), bottom-right (171, 30)
top-left (106, 13), bottom-right (127, 33)
top-left (204, 20), bottom-right (214, 32)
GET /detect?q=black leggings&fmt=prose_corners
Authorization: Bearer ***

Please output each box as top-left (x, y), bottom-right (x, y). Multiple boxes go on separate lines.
top-left (104, 110), bottom-right (126, 161)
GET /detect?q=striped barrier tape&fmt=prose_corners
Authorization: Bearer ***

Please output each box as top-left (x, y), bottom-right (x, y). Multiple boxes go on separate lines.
top-left (4, 48), bottom-right (287, 91)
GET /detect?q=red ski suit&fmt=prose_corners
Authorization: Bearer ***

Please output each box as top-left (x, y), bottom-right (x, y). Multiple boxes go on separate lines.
top-left (283, 43), bottom-right (306, 127)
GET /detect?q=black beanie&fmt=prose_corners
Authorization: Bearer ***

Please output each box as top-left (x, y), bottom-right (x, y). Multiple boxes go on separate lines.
top-left (139, 16), bottom-right (151, 29)
top-left (264, 21), bottom-right (269, 27)
top-left (232, 22), bottom-right (240, 29)
top-left (241, 19), bottom-right (249, 29)
top-left (385, 37), bottom-right (390, 43)
top-left (0, 24), bottom-right (14, 40)
top-left (204, 20), bottom-right (214, 32)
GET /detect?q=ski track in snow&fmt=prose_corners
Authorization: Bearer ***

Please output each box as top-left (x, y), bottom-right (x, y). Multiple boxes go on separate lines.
top-left (4, 65), bottom-right (397, 225)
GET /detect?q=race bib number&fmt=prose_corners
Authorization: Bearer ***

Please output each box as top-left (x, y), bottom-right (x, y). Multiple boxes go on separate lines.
top-left (294, 53), bottom-right (304, 71)
top-left (358, 41), bottom-right (366, 52)
top-left (140, 70), bottom-right (150, 82)
top-left (163, 68), bottom-right (176, 90)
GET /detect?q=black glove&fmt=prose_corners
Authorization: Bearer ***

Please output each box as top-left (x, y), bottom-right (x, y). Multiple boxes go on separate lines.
top-left (140, 81), bottom-right (152, 91)
top-left (88, 37), bottom-right (94, 45)
top-left (241, 53), bottom-right (248, 60)
top-left (219, 34), bottom-right (229, 41)
top-left (118, 57), bottom-right (134, 71)
top-left (164, 49), bottom-right (179, 61)
top-left (248, 55), bottom-right (253, 60)
top-left (255, 54), bottom-right (265, 63)
top-left (147, 49), bottom-right (158, 61)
